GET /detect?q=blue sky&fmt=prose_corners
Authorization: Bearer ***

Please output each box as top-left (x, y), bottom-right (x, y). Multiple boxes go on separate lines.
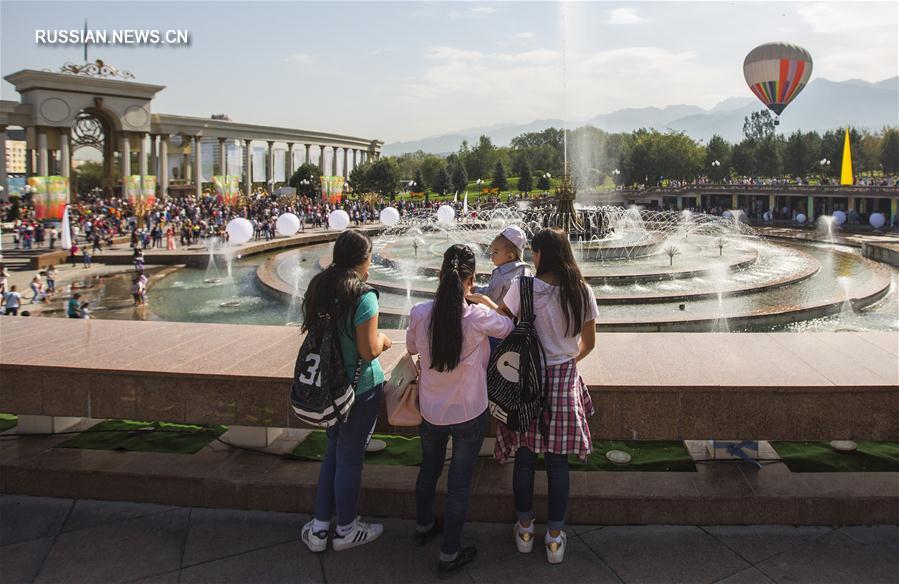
top-left (2, 1), bottom-right (897, 143)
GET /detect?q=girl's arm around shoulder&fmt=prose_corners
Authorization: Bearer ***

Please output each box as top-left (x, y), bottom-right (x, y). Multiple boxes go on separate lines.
top-left (472, 303), bottom-right (514, 339)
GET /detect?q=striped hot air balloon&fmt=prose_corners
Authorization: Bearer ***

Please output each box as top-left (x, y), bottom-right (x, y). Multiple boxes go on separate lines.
top-left (743, 42), bottom-right (813, 118)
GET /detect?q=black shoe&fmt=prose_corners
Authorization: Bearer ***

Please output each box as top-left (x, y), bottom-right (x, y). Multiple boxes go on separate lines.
top-left (414, 518), bottom-right (442, 547)
top-left (438, 546), bottom-right (477, 579)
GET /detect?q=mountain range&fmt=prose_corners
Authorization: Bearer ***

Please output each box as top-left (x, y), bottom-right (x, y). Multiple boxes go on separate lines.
top-left (382, 76), bottom-right (898, 156)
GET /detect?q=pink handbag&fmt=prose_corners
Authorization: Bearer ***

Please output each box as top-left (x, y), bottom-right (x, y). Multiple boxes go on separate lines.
top-left (385, 353), bottom-right (422, 426)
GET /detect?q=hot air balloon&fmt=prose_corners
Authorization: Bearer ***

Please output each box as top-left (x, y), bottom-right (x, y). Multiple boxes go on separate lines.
top-left (743, 42), bottom-right (813, 124)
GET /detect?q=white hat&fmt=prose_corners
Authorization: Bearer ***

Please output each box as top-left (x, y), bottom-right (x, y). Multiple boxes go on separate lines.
top-left (500, 225), bottom-right (527, 253)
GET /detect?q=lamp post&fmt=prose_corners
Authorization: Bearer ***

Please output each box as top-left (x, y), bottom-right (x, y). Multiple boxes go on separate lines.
top-left (475, 178), bottom-right (483, 204)
top-left (611, 168), bottom-right (621, 188)
top-left (543, 172), bottom-right (551, 196)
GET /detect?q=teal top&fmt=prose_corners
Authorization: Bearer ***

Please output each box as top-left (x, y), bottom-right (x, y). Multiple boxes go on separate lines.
top-left (338, 291), bottom-right (384, 396)
top-left (67, 298), bottom-right (80, 318)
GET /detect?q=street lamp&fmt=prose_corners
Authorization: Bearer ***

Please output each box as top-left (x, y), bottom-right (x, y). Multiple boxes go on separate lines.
top-left (611, 168), bottom-right (621, 187)
top-left (820, 158), bottom-right (831, 184)
top-left (475, 178), bottom-right (483, 203)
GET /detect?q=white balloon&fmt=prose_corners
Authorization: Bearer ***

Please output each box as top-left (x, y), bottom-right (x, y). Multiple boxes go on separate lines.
top-left (722, 210), bottom-right (733, 219)
top-left (379, 207), bottom-right (400, 226)
top-left (437, 205), bottom-right (455, 225)
top-left (225, 218), bottom-right (254, 244)
top-left (763, 211), bottom-right (772, 222)
top-left (869, 212), bottom-right (886, 229)
top-left (275, 213), bottom-right (300, 236)
top-left (832, 210), bottom-right (847, 226)
top-left (328, 209), bottom-right (351, 231)
top-left (796, 213), bottom-right (807, 224)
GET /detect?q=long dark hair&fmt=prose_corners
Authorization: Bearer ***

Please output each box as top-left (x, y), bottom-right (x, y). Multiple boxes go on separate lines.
top-left (531, 228), bottom-right (591, 337)
top-left (429, 244), bottom-right (476, 372)
top-left (302, 230), bottom-right (372, 333)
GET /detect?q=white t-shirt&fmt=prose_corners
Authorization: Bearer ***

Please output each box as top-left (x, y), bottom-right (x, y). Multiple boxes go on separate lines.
top-left (503, 277), bottom-right (599, 366)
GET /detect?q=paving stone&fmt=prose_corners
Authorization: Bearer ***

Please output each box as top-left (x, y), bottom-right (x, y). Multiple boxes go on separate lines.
top-left (0, 495), bottom-right (72, 546)
top-left (63, 500), bottom-right (177, 533)
top-left (582, 525), bottom-right (750, 584)
top-left (182, 508), bottom-right (306, 567)
top-left (702, 525), bottom-right (832, 564)
top-left (126, 570), bottom-right (181, 583)
top-left (468, 533), bottom-right (622, 584)
top-left (34, 509), bottom-right (189, 584)
top-left (835, 526), bottom-right (899, 565)
top-left (714, 567), bottom-right (777, 584)
top-left (180, 541), bottom-right (322, 584)
top-left (0, 537), bottom-right (54, 584)
top-left (757, 531), bottom-right (898, 584)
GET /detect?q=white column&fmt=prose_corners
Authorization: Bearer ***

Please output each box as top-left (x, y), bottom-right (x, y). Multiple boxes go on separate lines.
top-left (305, 143), bottom-right (311, 164)
top-left (121, 132), bottom-right (131, 178)
top-left (160, 135), bottom-right (169, 196)
top-left (59, 130), bottom-right (70, 179)
top-left (149, 134), bottom-right (158, 177)
top-left (286, 143), bottom-right (294, 180)
top-left (218, 137), bottom-right (227, 176)
top-left (244, 139), bottom-right (253, 195)
top-left (319, 146), bottom-right (326, 174)
top-left (138, 132), bottom-right (148, 180)
top-left (38, 130), bottom-right (49, 176)
top-left (331, 146), bottom-right (338, 176)
top-left (193, 136), bottom-right (202, 197)
top-left (266, 141), bottom-right (274, 189)
top-left (0, 126), bottom-right (7, 199)
top-left (342, 147), bottom-right (348, 178)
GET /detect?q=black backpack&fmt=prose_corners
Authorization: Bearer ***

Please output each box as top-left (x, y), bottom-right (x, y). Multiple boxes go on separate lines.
top-left (289, 288), bottom-right (376, 427)
top-left (486, 277), bottom-right (549, 433)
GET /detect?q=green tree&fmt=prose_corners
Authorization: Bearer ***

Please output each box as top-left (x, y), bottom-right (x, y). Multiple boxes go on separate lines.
top-left (367, 158), bottom-right (401, 200)
top-left (743, 110), bottom-right (776, 142)
top-left (731, 140), bottom-right (756, 176)
top-left (880, 127), bottom-right (899, 174)
top-left (5, 195), bottom-right (21, 221)
top-left (491, 160), bottom-right (508, 190)
top-left (288, 163), bottom-right (322, 198)
top-left (413, 169), bottom-right (426, 193)
top-left (74, 161), bottom-right (104, 194)
top-left (463, 135), bottom-right (497, 181)
top-left (754, 135), bottom-right (785, 177)
top-left (419, 156), bottom-right (446, 188)
top-left (432, 167), bottom-right (451, 195)
top-left (517, 161), bottom-right (533, 193)
top-left (450, 159), bottom-right (468, 195)
top-left (783, 131), bottom-right (821, 178)
top-left (624, 129), bottom-right (704, 184)
top-left (349, 162), bottom-right (372, 195)
top-left (705, 134), bottom-right (731, 181)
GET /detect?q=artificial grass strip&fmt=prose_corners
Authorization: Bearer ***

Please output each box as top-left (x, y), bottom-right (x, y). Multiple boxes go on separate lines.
top-left (287, 431), bottom-right (423, 466)
top-left (0, 413), bottom-right (17, 432)
top-left (772, 441), bottom-right (899, 473)
top-left (56, 419), bottom-right (226, 455)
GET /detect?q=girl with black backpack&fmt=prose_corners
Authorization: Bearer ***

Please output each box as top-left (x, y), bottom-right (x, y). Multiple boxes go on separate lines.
top-left (407, 244), bottom-right (514, 577)
top-left (469, 228), bottom-right (598, 564)
top-left (300, 230), bottom-right (393, 553)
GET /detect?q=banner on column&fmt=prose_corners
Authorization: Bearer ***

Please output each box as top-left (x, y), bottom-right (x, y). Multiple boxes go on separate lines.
top-left (213, 175), bottom-right (241, 206)
top-left (320, 175), bottom-right (344, 204)
top-left (125, 175), bottom-right (143, 206)
top-left (142, 176), bottom-right (158, 207)
top-left (28, 176), bottom-right (68, 220)
top-left (7, 176), bottom-right (26, 198)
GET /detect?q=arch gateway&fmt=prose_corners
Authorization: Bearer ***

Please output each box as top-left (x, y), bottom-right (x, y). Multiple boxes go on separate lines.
top-left (0, 61), bottom-right (382, 201)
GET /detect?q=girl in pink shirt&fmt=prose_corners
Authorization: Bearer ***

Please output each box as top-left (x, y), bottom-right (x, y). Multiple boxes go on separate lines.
top-left (406, 244), bottom-right (513, 577)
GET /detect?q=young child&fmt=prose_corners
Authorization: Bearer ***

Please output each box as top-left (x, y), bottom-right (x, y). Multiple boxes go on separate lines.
top-left (407, 244), bottom-right (513, 577)
top-left (474, 225), bottom-right (531, 305)
top-left (469, 228), bottom-right (598, 565)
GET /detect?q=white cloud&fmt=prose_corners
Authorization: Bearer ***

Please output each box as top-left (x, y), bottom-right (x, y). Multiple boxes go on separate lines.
top-left (449, 5), bottom-right (497, 19)
top-left (795, 2), bottom-right (896, 34)
top-left (607, 7), bottom-right (645, 26)
top-left (515, 32), bottom-right (535, 39)
top-left (284, 53), bottom-right (315, 65)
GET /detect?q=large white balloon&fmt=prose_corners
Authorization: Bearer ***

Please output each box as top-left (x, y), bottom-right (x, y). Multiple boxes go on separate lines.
top-left (796, 213), bottom-right (807, 224)
top-left (722, 210), bottom-right (733, 219)
top-left (869, 212), bottom-right (886, 229)
top-left (380, 207), bottom-right (400, 226)
top-left (437, 205), bottom-right (455, 225)
top-left (226, 218), bottom-right (254, 244)
top-left (328, 209), bottom-right (351, 231)
top-left (763, 211), bottom-right (772, 222)
top-left (832, 210), bottom-right (847, 226)
top-left (276, 213), bottom-right (300, 237)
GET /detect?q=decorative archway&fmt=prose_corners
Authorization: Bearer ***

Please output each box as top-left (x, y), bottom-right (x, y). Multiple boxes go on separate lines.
top-left (71, 108), bottom-right (117, 194)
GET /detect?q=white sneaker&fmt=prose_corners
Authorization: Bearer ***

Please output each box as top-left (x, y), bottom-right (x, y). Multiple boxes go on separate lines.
top-left (301, 519), bottom-right (328, 553)
top-left (545, 531), bottom-right (567, 564)
top-left (332, 518), bottom-right (384, 551)
top-left (513, 521), bottom-right (535, 553)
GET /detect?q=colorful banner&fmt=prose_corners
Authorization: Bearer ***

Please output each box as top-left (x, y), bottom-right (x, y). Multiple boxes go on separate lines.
top-left (213, 175), bottom-right (241, 206)
top-left (7, 176), bottom-right (26, 198)
top-left (125, 175), bottom-right (142, 206)
top-left (320, 175), bottom-right (344, 204)
top-left (142, 176), bottom-right (158, 207)
top-left (28, 175), bottom-right (68, 220)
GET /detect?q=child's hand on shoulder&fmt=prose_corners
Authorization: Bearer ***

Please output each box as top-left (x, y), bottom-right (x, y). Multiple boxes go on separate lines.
top-left (465, 293), bottom-right (497, 310)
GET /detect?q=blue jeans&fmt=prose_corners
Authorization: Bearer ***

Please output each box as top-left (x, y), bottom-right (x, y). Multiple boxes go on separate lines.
top-left (513, 447), bottom-right (570, 531)
top-left (416, 409), bottom-right (488, 556)
top-left (313, 384), bottom-right (382, 527)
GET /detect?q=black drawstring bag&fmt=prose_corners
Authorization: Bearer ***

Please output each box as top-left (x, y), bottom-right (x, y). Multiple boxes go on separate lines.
top-left (486, 277), bottom-right (549, 434)
top-left (289, 288), bottom-right (376, 427)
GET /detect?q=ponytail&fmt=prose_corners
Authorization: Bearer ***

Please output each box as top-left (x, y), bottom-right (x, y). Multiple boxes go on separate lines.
top-left (429, 244), bottom-right (476, 372)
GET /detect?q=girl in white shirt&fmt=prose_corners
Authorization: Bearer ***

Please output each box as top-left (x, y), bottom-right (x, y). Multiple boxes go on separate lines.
top-left (469, 227), bottom-right (598, 565)
top-left (407, 244), bottom-right (513, 577)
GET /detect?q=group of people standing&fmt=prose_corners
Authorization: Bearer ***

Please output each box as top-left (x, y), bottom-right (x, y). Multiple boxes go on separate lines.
top-left (298, 225), bottom-right (597, 576)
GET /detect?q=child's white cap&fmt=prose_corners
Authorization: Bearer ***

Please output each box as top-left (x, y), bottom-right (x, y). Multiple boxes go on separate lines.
top-left (500, 225), bottom-right (527, 253)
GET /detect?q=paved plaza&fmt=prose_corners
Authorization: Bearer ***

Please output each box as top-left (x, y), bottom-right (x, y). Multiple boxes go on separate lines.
top-left (1, 495), bottom-right (897, 584)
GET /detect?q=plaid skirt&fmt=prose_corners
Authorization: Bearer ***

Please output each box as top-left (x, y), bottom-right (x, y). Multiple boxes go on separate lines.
top-left (494, 359), bottom-right (595, 463)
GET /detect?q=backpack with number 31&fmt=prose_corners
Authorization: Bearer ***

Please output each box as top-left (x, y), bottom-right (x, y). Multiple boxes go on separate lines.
top-left (289, 290), bottom-right (371, 427)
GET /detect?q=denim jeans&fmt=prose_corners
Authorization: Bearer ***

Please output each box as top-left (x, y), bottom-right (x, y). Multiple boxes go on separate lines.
top-left (513, 447), bottom-right (570, 531)
top-left (416, 409), bottom-right (488, 556)
top-left (313, 383), bottom-right (382, 527)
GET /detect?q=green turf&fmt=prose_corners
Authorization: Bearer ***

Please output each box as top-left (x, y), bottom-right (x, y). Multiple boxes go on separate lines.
top-left (287, 433), bottom-right (695, 471)
top-left (0, 413), bottom-right (17, 432)
top-left (771, 441), bottom-right (899, 472)
top-left (56, 419), bottom-right (226, 455)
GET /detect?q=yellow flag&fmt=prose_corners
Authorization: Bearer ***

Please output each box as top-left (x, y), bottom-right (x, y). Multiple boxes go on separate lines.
top-left (840, 128), bottom-right (853, 185)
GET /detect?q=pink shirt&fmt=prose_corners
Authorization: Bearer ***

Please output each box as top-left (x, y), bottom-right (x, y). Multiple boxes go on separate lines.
top-left (406, 300), bottom-right (514, 426)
